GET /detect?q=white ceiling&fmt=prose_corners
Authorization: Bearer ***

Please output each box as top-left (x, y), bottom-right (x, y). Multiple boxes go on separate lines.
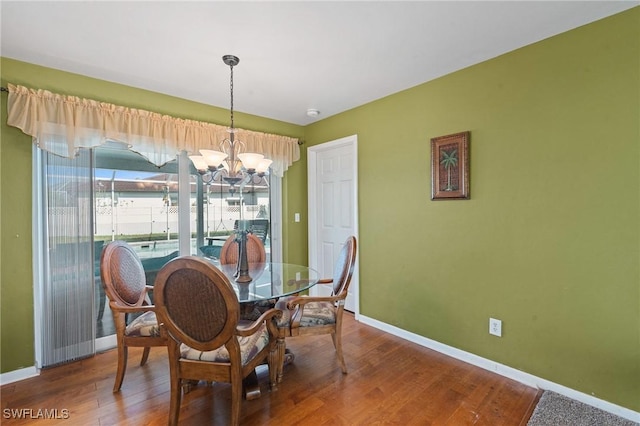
top-left (1, 1), bottom-right (637, 125)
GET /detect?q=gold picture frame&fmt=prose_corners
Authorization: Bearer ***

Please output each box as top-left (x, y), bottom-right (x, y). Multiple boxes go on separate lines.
top-left (431, 131), bottom-right (470, 200)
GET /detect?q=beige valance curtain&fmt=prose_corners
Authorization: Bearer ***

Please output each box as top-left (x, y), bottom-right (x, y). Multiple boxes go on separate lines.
top-left (6, 83), bottom-right (300, 177)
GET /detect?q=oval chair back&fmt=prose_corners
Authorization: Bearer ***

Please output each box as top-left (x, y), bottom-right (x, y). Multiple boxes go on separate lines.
top-left (101, 240), bottom-right (148, 307)
top-left (331, 235), bottom-right (357, 297)
top-left (155, 256), bottom-right (240, 352)
top-left (219, 233), bottom-right (267, 265)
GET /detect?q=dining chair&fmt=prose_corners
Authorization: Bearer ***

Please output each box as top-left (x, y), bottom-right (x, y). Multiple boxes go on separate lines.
top-left (219, 233), bottom-right (267, 265)
top-left (275, 235), bottom-right (357, 381)
top-left (99, 240), bottom-right (166, 392)
top-left (154, 256), bottom-right (282, 426)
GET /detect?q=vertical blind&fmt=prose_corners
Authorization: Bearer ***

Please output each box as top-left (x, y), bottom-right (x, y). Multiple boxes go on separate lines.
top-left (39, 148), bottom-right (95, 366)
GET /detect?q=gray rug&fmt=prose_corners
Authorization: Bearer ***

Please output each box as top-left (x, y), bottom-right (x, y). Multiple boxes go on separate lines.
top-left (527, 391), bottom-right (638, 426)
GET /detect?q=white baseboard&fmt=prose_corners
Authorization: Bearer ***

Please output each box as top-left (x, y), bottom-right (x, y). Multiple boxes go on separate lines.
top-left (95, 334), bottom-right (117, 353)
top-left (0, 366), bottom-right (39, 386)
top-left (1, 336), bottom-right (116, 388)
top-left (358, 315), bottom-right (640, 424)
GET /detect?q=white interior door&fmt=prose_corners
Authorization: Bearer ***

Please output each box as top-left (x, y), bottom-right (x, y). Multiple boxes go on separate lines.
top-left (308, 135), bottom-right (358, 315)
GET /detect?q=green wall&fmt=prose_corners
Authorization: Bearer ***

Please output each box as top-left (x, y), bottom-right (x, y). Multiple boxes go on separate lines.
top-left (1, 7), bottom-right (638, 413)
top-left (0, 58), bottom-right (304, 372)
top-left (303, 8), bottom-right (639, 411)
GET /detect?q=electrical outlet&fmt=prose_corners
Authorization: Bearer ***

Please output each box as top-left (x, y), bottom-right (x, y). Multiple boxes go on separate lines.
top-left (489, 318), bottom-right (502, 337)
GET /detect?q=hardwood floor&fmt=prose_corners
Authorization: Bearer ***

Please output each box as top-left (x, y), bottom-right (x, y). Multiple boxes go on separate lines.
top-left (1, 313), bottom-right (541, 425)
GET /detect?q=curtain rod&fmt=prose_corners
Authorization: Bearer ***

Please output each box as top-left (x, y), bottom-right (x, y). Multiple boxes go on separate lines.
top-left (0, 86), bottom-right (303, 144)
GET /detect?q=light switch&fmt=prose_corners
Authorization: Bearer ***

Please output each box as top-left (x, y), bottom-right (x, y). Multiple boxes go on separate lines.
top-left (294, 213), bottom-right (300, 222)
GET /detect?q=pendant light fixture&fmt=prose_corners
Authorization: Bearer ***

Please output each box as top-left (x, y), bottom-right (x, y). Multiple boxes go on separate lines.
top-left (189, 55), bottom-right (272, 195)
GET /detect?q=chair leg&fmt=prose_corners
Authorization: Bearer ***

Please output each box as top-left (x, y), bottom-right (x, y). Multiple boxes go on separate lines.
top-left (168, 377), bottom-right (182, 426)
top-left (332, 330), bottom-right (347, 374)
top-left (268, 347), bottom-right (279, 391)
top-left (276, 334), bottom-right (286, 383)
top-left (167, 344), bottom-right (182, 426)
top-left (113, 344), bottom-right (128, 392)
top-left (140, 347), bottom-right (151, 366)
top-left (230, 377), bottom-right (243, 426)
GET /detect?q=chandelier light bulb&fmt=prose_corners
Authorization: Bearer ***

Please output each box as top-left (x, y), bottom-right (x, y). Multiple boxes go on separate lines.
top-left (256, 158), bottom-right (273, 174)
top-left (189, 155), bottom-right (208, 172)
top-left (238, 153), bottom-right (264, 171)
top-left (200, 150), bottom-right (228, 168)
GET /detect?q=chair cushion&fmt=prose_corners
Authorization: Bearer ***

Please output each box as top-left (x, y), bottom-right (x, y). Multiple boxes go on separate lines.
top-left (125, 311), bottom-right (160, 337)
top-left (180, 323), bottom-right (270, 365)
top-left (297, 301), bottom-right (336, 326)
top-left (275, 298), bottom-right (336, 327)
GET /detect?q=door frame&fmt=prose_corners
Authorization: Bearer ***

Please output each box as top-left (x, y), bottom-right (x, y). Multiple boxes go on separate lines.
top-left (307, 134), bottom-right (359, 318)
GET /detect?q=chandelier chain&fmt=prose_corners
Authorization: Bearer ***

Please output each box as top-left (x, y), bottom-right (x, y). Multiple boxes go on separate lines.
top-left (229, 63), bottom-right (235, 131)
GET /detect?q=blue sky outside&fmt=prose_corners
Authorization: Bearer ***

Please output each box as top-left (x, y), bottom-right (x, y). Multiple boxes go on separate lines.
top-left (94, 169), bottom-right (163, 181)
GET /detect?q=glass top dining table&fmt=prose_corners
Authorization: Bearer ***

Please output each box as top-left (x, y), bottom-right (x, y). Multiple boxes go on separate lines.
top-left (203, 259), bottom-right (320, 304)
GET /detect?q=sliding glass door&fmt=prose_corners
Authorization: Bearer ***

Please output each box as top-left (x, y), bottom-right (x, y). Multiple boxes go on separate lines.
top-left (35, 142), bottom-right (278, 364)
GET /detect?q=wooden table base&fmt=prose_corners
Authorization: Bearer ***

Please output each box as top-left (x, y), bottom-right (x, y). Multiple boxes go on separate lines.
top-left (243, 349), bottom-right (296, 400)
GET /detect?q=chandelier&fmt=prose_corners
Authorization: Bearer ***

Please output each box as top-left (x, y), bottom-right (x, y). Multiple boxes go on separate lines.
top-left (189, 55), bottom-right (272, 196)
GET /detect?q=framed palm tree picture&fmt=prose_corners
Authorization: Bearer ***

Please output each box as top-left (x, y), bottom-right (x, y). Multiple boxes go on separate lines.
top-left (431, 131), bottom-right (470, 200)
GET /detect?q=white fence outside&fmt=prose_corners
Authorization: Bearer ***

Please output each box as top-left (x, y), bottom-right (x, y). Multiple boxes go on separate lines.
top-left (92, 202), bottom-right (267, 238)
